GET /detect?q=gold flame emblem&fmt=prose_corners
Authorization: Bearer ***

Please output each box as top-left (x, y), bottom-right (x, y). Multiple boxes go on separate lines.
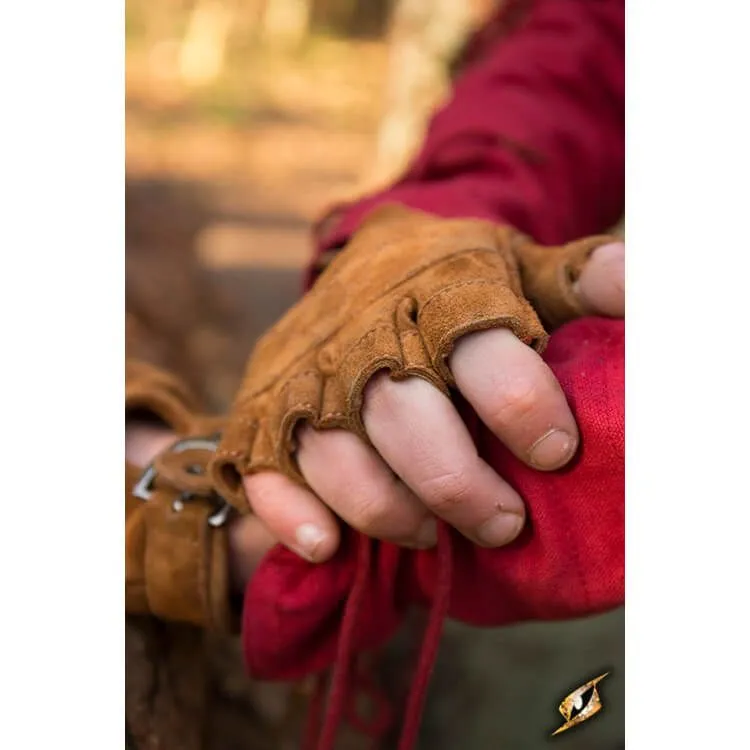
top-left (551, 672), bottom-right (609, 736)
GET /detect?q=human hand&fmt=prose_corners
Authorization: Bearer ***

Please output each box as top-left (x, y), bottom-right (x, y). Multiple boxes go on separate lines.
top-left (211, 208), bottom-right (624, 562)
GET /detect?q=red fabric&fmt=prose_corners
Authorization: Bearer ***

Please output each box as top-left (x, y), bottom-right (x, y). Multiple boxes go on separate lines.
top-left (243, 0), bottom-right (624, 744)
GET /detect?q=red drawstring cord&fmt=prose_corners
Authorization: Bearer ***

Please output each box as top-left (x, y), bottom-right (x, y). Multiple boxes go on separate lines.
top-left (306, 523), bottom-right (453, 750)
top-left (312, 533), bottom-right (373, 750)
top-left (396, 521), bottom-right (452, 750)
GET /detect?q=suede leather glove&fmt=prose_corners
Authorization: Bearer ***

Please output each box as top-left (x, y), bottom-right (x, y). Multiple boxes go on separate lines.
top-left (126, 359), bottom-right (236, 633)
top-left (210, 204), bottom-right (617, 503)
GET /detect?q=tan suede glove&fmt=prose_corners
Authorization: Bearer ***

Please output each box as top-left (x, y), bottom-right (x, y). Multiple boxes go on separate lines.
top-left (126, 360), bottom-right (236, 633)
top-left (210, 205), bottom-right (617, 505)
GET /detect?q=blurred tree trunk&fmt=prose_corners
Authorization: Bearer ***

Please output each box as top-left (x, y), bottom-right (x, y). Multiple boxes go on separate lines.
top-left (178, 0), bottom-right (239, 86)
top-left (366, 0), bottom-right (501, 189)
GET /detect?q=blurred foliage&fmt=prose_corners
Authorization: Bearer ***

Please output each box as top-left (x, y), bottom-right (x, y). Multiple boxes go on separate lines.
top-left (127, 1), bottom-right (390, 127)
top-left (126, 1), bottom-right (501, 187)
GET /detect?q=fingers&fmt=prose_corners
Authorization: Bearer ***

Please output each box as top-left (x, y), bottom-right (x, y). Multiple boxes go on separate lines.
top-left (243, 428), bottom-right (440, 561)
top-left (362, 373), bottom-right (525, 547)
top-left (448, 239), bottom-right (625, 471)
top-left (450, 327), bottom-right (579, 470)
top-left (575, 241), bottom-right (625, 317)
top-left (242, 471), bottom-right (341, 563)
top-left (296, 426), bottom-right (437, 548)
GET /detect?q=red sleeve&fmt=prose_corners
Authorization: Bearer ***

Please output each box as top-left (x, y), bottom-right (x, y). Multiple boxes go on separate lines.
top-left (310, 0), bottom-right (624, 277)
top-left (243, 317), bottom-right (624, 680)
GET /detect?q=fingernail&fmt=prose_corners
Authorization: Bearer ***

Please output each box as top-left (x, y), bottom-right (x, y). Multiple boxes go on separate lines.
top-left (294, 523), bottom-right (327, 562)
top-left (414, 518), bottom-right (438, 548)
top-left (528, 428), bottom-right (576, 470)
top-left (475, 513), bottom-right (524, 547)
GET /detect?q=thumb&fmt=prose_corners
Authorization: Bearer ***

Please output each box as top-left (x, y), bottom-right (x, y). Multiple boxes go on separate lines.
top-left (574, 241), bottom-right (625, 318)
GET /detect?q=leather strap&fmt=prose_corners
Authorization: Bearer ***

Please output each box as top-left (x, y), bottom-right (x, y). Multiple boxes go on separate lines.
top-left (126, 359), bottom-right (237, 633)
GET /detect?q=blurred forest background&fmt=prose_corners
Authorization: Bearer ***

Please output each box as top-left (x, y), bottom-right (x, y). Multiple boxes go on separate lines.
top-left (126, 2), bottom-right (624, 748)
top-left (126, 0), bottom-right (500, 408)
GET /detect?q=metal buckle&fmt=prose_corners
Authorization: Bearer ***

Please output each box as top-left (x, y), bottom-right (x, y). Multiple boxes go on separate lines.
top-left (132, 433), bottom-right (232, 528)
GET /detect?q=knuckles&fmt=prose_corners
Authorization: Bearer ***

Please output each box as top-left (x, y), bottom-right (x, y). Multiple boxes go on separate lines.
top-left (484, 375), bottom-right (544, 427)
top-left (413, 465), bottom-right (476, 512)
